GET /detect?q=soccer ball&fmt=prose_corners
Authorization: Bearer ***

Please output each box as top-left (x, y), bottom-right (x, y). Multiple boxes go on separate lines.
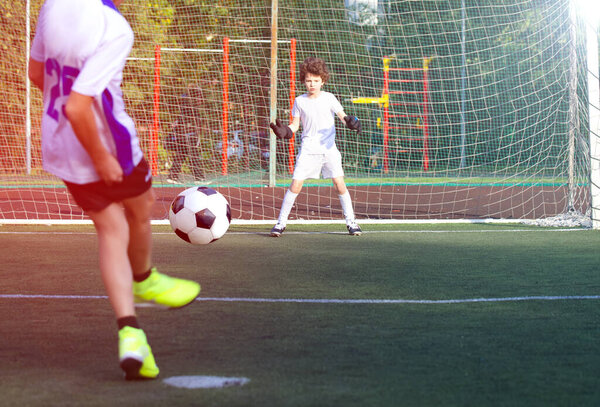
top-left (168, 187), bottom-right (231, 245)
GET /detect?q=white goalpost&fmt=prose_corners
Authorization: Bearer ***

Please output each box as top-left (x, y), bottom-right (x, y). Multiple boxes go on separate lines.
top-left (576, 0), bottom-right (600, 228)
top-left (2, 0), bottom-right (599, 226)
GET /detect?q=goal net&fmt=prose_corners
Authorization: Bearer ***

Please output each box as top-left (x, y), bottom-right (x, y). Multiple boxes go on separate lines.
top-left (1, 0), bottom-right (599, 226)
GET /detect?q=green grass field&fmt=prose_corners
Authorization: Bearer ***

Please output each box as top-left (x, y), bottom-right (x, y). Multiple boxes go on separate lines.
top-left (0, 172), bottom-right (575, 188)
top-left (1, 223), bottom-right (600, 406)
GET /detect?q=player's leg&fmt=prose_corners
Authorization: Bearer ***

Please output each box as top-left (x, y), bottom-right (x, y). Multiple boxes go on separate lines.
top-left (271, 179), bottom-right (303, 237)
top-left (88, 202), bottom-right (136, 318)
top-left (271, 153), bottom-right (321, 236)
top-left (88, 203), bottom-right (159, 380)
top-left (122, 188), bottom-right (154, 279)
top-left (325, 148), bottom-right (362, 235)
top-left (332, 177), bottom-right (362, 235)
top-left (332, 176), bottom-right (354, 221)
top-left (332, 176), bottom-right (347, 195)
top-left (65, 172), bottom-right (159, 380)
top-left (289, 178), bottom-right (304, 194)
top-left (99, 158), bottom-right (200, 308)
top-left (121, 188), bottom-right (201, 308)
top-left (332, 176), bottom-right (354, 222)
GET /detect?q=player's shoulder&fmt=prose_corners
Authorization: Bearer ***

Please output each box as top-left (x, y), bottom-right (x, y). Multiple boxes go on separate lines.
top-left (322, 91), bottom-right (340, 100)
top-left (313, 91), bottom-right (338, 103)
top-left (294, 93), bottom-right (310, 107)
top-left (102, 0), bottom-right (132, 26)
top-left (42, 0), bottom-right (105, 16)
top-left (37, 0), bottom-right (98, 22)
top-left (321, 91), bottom-right (342, 107)
top-left (100, 0), bottom-right (134, 43)
top-left (296, 92), bottom-right (336, 100)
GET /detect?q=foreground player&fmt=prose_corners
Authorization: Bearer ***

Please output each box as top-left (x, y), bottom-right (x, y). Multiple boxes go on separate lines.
top-left (270, 57), bottom-right (362, 236)
top-left (28, 0), bottom-right (200, 380)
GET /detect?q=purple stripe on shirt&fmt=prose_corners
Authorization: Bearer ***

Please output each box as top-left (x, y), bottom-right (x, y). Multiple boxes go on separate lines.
top-left (102, 89), bottom-right (134, 175)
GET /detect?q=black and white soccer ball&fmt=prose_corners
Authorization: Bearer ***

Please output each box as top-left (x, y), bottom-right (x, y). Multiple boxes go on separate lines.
top-left (168, 187), bottom-right (231, 245)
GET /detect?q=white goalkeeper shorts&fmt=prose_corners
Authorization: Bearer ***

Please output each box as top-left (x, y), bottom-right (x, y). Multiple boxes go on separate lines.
top-left (292, 147), bottom-right (345, 180)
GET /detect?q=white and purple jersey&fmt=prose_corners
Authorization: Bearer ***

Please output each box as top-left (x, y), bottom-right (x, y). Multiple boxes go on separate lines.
top-left (30, 0), bottom-right (142, 184)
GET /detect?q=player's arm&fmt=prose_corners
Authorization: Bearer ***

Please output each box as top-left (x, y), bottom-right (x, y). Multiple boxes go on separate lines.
top-left (64, 91), bottom-right (124, 185)
top-left (28, 58), bottom-right (45, 91)
top-left (288, 116), bottom-right (300, 133)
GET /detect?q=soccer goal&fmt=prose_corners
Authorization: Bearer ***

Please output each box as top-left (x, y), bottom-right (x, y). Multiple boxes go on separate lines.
top-left (132, 38), bottom-right (297, 179)
top-left (1, 0), bottom-right (599, 227)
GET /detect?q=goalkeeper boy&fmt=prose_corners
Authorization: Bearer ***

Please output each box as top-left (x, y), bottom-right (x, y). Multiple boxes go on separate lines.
top-left (270, 57), bottom-right (362, 236)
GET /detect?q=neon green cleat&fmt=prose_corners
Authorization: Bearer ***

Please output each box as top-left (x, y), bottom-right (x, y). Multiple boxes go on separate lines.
top-left (133, 268), bottom-right (200, 308)
top-left (118, 326), bottom-right (159, 380)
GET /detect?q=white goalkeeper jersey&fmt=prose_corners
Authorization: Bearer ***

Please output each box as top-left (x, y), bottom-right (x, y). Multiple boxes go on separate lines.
top-left (30, 0), bottom-right (143, 184)
top-left (292, 91), bottom-right (344, 154)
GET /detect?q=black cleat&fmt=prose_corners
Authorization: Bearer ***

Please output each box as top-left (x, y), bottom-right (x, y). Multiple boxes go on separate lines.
top-left (347, 222), bottom-right (362, 236)
top-left (270, 223), bottom-right (286, 237)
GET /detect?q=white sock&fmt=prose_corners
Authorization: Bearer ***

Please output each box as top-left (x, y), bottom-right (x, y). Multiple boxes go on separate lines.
top-left (339, 191), bottom-right (355, 224)
top-left (277, 190), bottom-right (298, 226)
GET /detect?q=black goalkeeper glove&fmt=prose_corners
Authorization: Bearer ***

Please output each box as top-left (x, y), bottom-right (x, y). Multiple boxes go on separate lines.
top-left (270, 119), bottom-right (293, 140)
top-left (344, 115), bottom-right (361, 134)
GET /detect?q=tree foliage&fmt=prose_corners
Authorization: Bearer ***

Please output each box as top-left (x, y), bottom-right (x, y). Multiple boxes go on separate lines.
top-left (0, 0), bottom-right (593, 175)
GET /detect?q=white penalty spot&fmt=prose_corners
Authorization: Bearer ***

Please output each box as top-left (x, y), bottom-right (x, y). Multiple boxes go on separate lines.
top-left (163, 375), bottom-right (250, 389)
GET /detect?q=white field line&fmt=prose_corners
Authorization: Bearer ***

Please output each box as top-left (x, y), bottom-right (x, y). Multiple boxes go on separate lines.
top-left (1, 294), bottom-right (599, 305)
top-left (0, 218), bottom-right (592, 228)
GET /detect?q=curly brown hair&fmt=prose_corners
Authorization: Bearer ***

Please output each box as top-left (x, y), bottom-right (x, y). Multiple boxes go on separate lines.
top-left (299, 57), bottom-right (330, 83)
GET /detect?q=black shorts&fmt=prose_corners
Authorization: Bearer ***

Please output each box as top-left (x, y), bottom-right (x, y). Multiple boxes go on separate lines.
top-left (64, 158), bottom-right (152, 212)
